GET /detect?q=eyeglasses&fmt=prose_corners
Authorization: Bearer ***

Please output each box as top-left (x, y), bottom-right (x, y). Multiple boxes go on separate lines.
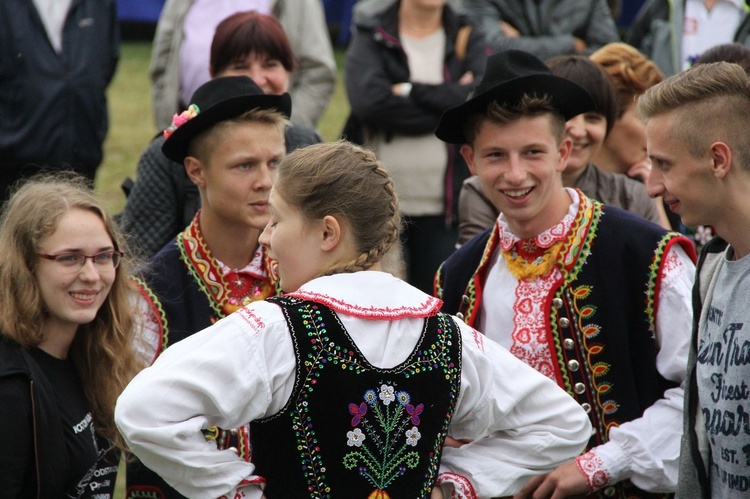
top-left (38, 251), bottom-right (123, 271)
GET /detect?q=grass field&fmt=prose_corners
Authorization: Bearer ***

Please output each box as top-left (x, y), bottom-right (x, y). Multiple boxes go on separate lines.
top-left (97, 42), bottom-right (350, 214)
top-left (104, 41), bottom-right (349, 497)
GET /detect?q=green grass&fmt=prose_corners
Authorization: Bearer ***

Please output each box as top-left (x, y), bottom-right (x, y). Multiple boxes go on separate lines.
top-left (97, 42), bottom-right (350, 214)
top-left (102, 41), bottom-right (349, 498)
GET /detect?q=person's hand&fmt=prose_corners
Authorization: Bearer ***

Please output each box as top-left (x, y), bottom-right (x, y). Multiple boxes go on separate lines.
top-left (500, 21), bottom-right (521, 38)
top-left (391, 82), bottom-right (412, 97)
top-left (627, 158), bottom-right (652, 183)
top-left (431, 485), bottom-right (445, 499)
top-left (513, 460), bottom-right (589, 499)
top-left (459, 71), bottom-right (474, 85)
top-left (573, 37), bottom-right (587, 54)
top-left (443, 435), bottom-right (470, 448)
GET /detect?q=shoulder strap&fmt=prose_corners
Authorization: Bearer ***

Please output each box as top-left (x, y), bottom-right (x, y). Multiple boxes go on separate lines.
top-left (697, 237), bottom-right (728, 303)
top-left (455, 25), bottom-right (472, 62)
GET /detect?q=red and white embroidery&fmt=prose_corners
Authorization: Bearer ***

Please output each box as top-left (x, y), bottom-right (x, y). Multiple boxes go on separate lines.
top-left (510, 270), bottom-right (560, 381)
top-left (576, 450), bottom-right (611, 492)
top-left (222, 477), bottom-right (267, 499)
top-left (468, 326), bottom-right (485, 352)
top-left (236, 307), bottom-right (265, 332)
top-left (131, 278), bottom-right (166, 364)
top-left (436, 472), bottom-right (478, 499)
top-left (497, 209), bottom-right (574, 251)
top-left (288, 290), bottom-right (442, 319)
top-left (659, 247), bottom-right (685, 287)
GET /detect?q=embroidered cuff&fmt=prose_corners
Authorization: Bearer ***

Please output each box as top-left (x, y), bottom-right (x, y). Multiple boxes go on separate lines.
top-left (436, 472), bottom-right (478, 499)
top-left (220, 477), bottom-right (266, 499)
top-left (575, 450), bottom-right (612, 493)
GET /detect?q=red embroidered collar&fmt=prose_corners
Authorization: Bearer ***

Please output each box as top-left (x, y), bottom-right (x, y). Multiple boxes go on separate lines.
top-left (178, 212), bottom-right (277, 316)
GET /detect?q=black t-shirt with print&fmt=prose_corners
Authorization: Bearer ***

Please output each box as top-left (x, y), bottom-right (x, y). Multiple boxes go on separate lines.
top-left (29, 348), bottom-right (119, 499)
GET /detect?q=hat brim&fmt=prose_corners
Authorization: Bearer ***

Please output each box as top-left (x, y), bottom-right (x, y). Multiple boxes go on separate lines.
top-left (162, 93), bottom-right (292, 163)
top-left (435, 74), bottom-right (594, 144)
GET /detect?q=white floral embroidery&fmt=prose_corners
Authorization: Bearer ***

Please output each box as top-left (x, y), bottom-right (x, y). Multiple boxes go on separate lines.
top-left (694, 225), bottom-right (714, 246)
top-left (379, 384), bottom-right (395, 405)
top-left (405, 427), bottom-right (421, 446)
top-left (347, 428), bottom-right (366, 447)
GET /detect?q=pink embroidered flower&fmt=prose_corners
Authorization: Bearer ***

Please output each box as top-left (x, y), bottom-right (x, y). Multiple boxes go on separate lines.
top-left (163, 104), bottom-right (200, 139)
top-left (349, 402), bottom-right (367, 426)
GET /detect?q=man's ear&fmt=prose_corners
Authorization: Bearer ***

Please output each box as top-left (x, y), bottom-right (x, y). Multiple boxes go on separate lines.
top-left (185, 156), bottom-right (206, 187)
top-left (557, 136), bottom-right (573, 172)
top-left (460, 144), bottom-right (477, 175)
top-left (709, 141), bottom-right (732, 179)
top-left (320, 215), bottom-right (343, 252)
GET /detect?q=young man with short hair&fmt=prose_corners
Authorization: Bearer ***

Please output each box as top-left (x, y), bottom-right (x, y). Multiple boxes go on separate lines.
top-left (128, 75), bottom-right (289, 498)
top-left (639, 61), bottom-right (750, 498)
top-left (435, 50), bottom-right (697, 497)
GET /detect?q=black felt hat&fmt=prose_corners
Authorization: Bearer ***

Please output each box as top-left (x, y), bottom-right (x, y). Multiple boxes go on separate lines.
top-left (435, 50), bottom-right (595, 144)
top-left (162, 76), bottom-right (292, 163)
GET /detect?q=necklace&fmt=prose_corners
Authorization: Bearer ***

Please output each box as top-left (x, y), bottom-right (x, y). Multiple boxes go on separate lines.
top-left (502, 240), bottom-right (564, 280)
top-left (399, 10), bottom-right (441, 36)
top-left (401, 19), bottom-right (439, 34)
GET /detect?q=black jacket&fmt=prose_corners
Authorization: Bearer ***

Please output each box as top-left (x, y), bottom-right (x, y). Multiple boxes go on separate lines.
top-left (0, 339), bottom-right (72, 498)
top-left (0, 339), bottom-right (120, 499)
top-left (0, 0), bottom-right (119, 198)
top-left (343, 0), bottom-right (488, 222)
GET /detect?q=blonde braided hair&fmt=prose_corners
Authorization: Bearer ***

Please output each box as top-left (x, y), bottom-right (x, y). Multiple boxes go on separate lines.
top-left (274, 140), bottom-right (401, 276)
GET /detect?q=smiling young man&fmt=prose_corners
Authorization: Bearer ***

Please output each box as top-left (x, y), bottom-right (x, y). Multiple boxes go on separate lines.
top-left (127, 75), bottom-right (289, 499)
top-left (434, 50), bottom-right (698, 497)
top-left (638, 61), bottom-right (750, 498)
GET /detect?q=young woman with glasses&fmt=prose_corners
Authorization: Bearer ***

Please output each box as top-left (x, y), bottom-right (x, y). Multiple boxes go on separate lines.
top-left (0, 173), bottom-right (143, 498)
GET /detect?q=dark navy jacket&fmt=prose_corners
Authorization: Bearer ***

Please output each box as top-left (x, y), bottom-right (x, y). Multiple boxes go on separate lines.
top-left (0, 0), bottom-right (119, 198)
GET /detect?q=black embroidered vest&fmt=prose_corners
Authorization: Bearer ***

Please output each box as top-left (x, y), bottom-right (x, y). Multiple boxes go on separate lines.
top-left (127, 233), bottom-right (272, 499)
top-left (251, 296), bottom-right (462, 498)
top-left (437, 199), bottom-right (697, 499)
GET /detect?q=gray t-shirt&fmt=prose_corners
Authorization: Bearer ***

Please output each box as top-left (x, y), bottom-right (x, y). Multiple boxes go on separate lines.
top-left (697, 247), bottom-right (750, 496)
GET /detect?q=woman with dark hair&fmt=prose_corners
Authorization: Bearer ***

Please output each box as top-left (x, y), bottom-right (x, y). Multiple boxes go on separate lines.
top-left (150, 0), bottom-right (335, 129)
top-left (695, 42), bottom-right (750, 72)
top-left (120, 11), bottom-right (321, 259)
top-left (457, 54), bottom-right (667, 245)
top-left (209, 10), bottom-right (295, 93)
top-left (0, 173), bottom-right (142, 497)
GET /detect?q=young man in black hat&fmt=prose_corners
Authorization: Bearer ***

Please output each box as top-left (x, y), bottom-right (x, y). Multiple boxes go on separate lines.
top-left (127, 75), bottom-right (290, 499)
top-left (434, 50), bottom-right (697, 497)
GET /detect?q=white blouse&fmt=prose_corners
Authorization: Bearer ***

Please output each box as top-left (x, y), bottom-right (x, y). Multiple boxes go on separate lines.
top-left (116, 271), bottom-right (592, 499)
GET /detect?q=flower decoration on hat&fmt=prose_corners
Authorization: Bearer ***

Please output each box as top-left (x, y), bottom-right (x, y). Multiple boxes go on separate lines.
top-left (163, 104), bottom-right (200, 139)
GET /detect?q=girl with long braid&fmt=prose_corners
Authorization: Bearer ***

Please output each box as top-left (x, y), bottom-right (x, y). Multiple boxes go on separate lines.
top-left (115, 141), bottom-right (592, 499)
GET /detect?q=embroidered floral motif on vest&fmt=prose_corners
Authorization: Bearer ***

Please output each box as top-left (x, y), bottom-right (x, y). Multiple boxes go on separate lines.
top-left (250, 297), bottom-right (462, 497)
